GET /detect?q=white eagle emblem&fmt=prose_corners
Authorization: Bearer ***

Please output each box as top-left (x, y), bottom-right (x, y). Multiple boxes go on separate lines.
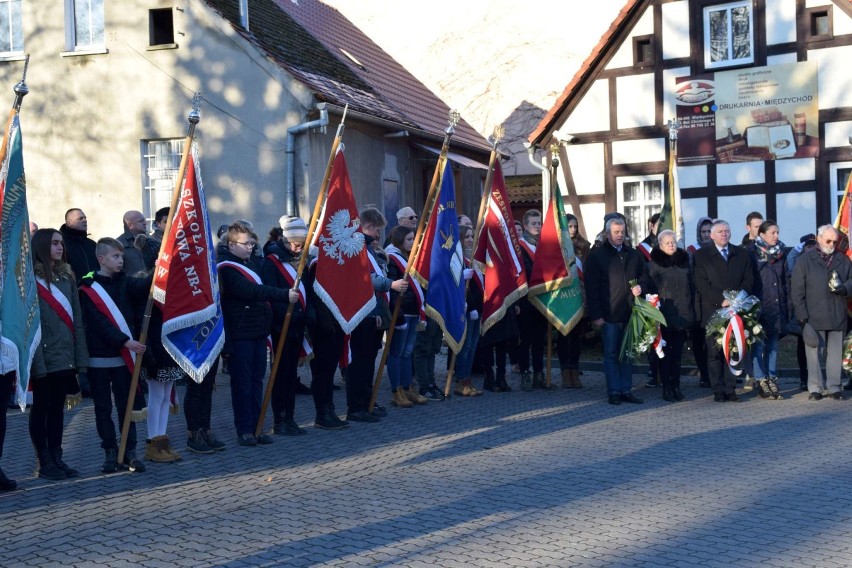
top-left (319, 209), bottom-right (365, 265)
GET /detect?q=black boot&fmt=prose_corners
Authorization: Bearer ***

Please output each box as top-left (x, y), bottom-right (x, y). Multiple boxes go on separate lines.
top-left (672, 379), bottom-right (686, 401)
top-left (49, 448), bottom-right (78, 478)
top-left (102, 448), bottom-right (119, 474)
top-left (495, 367), bottom-right (512, 392)
top-left (661, 383), bottom-right (675, 402)
top-left (483, 368), bottom-right (497, 392)
top-left (0, 467), bottom-right (17, 492)
top-left (274, 415), bottom-right (307, 436)
top-left (37, 449), bottom-right (66, 481)
top-left (315, 404), bottom-right (348, 430)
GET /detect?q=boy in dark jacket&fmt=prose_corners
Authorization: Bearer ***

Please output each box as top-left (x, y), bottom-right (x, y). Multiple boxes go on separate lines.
top-left (79, 238), bottom-right (150, 473)
top-left (218, 223), bottom-right (292, 446)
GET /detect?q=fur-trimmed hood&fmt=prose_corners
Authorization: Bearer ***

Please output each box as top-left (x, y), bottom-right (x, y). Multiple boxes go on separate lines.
top-left (34, 260), bottom-right (76, 282)
top-left (650, 246), bottom-right (689, 268)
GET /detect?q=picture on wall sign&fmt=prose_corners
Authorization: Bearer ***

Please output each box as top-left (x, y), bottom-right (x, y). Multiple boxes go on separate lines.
top-left (673, 61), bottom-right (819, 165)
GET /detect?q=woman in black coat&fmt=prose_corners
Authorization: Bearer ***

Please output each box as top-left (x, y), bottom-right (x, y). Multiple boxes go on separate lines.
top-left (647, 230), bottom-right (695, 402)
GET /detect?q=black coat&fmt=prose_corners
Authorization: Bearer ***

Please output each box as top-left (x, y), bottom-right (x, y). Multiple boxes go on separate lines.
top-left (60, 224), bottom-right (98, 283)
top-left (647, 247), bottom-right (695, 330)
top-left (693, 243), bottom-right (755, 326)
top-left (791, 249), bottom-right (852, 332)
top-left (748, 245), bottom-right (789, 334)
top-left (79, 271), bottom-right (151, 358)
top-left (218, 250), bottom-right (289, 343)
top-left (584, 241), bottom-right (646, 323)
top-left (259, 242), bottom-right (307, 339)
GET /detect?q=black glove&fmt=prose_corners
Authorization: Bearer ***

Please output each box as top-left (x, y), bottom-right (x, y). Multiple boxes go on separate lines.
top-left (833, 286), bottom-right (848, 296)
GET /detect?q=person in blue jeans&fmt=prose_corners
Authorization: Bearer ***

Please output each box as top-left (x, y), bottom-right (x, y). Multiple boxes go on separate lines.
top-left (384, 226), bottom-right (429, 408)
top-left (453, 225), bottom-right (483, 396)
top-left (584, 214), bottom-right (646, 405)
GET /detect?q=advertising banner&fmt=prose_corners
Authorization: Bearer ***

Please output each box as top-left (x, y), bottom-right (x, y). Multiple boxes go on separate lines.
top-left (674, 61), bottom-right (818, 165)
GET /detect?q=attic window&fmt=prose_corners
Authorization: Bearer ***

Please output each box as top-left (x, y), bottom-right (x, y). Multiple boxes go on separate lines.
top-left (633, 35), bottom-right (654, 67)
top-left (805, 7), bottom-right (832, 41)
top-left (339, 48), bottom-right (365, 70)
top-left (149, 8), bottom-right (175, 47)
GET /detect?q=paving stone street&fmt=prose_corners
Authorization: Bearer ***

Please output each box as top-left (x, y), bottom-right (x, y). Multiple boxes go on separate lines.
top-left (2, 354), bottom-right (852, 567)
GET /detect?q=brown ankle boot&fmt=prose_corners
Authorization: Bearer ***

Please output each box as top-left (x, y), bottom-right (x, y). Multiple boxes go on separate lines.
top-left (570, 369), bottom-right (583, 388)
top-left (392, 387), bottom-right (414, 408)
top-left (561, 369), bottom-right (572, 389)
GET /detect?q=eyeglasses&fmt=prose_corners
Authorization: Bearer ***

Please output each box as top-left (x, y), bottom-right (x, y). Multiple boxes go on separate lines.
top-left (824, 239), bottom-right (837, 244)
top-left (231, 240), bottom-right (256, 247)
top-left (406, 216), bottom-right (417, 221)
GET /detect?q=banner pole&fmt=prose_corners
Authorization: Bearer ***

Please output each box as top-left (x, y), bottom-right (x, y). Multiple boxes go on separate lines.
top-left (118, 94), bottom-right (203, 466)
top-left (255, 105), bottom-right (349, 438)
top-left (368, 111), bottom-right (460, 413)
top-left (443, 129), bottom-right (501, 397)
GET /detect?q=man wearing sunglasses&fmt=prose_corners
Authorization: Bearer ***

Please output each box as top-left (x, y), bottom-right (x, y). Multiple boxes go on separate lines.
top-left (792, 225), bottom-right (852, 401)
top-left (396, 207), bottom-right (418, 230)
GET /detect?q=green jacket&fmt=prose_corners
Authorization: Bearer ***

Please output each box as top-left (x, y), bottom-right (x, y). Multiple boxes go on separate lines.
top-left (31, 263), bottom-right (89, 378)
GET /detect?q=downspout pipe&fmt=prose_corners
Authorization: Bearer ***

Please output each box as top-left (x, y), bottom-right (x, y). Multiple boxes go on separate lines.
top-left (286, 102), bottom-right (328, 216)
top-left (522, 141), bottom-right (549, 206)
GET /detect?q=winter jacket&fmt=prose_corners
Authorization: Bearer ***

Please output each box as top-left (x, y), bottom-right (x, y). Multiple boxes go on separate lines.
top-left (385, 247), bottom-right (420, 317)
top-left (31, 263), bottom-right (89, 378)
top-left (365, 236), bottom-right (393, 329)
top-left (116, 230), bottom-right (147, 276)
top-left (584, 241), bottom-right (646, 323)
top-left (78, 271), bottom-right (151, 358)
top-left (59, 224), bottom-right (98, 283)
top-left (693, 243), bottom-right (755, 327)
top-left (747, 244), bottom-right (789, 334)
top-left (647, 247), bottom-right (695, 330)
top-left (791, 248), bottom-right (852, 332)
top-left (259, 241), bottom-right (307, 339)
top-left (218, 250), bottom-right (289, 343)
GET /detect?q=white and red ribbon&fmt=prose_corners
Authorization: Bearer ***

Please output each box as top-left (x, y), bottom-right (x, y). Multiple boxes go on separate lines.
top-left (645, 294), bottom-right (666, 359)
top-left (722, 313), bottom-right (747, 375)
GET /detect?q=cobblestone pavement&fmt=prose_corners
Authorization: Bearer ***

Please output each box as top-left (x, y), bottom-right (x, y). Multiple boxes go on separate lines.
top-left (2, 356), bottom-right (852, 567)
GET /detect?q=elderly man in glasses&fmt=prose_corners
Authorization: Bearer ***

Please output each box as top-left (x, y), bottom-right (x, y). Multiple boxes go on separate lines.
top-left (792, 224), bottom-right (852, 401)
top-left (396, 207), bottom-right (418, 229)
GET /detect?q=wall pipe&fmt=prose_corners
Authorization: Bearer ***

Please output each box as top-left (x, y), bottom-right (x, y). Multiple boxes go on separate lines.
top-left (286, 102), bottom-right (328, 216)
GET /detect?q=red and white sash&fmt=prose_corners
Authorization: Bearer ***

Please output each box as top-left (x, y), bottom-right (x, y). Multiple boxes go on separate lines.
top-left (265, 255), bottom-right (313, 362)
top-left (687, 243), bottom-right (701, 254)
top-left (385, 248), bottom-right (425, 324)
top-left (575, 257), bottom-right (584, 282)
top-left (723, 313), bottom-right (747, 376)
top-left (80, 281), bottom-right (136, 373)
top-left (518, 237), bottom-right (536, 261)
top-left (639, 242), bottom-right (652, 261)
top-left (37, 278), bottom-right (75, 339)
top-left (218, 260), bottom-right (276, 353)
top-left (366, 249), bottom-right (391, 305)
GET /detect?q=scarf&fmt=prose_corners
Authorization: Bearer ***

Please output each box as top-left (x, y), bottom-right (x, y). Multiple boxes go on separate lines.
top-left (753, 236), bottom-right (785, 264)
top-left (817, 247), bottom-right (836, 269)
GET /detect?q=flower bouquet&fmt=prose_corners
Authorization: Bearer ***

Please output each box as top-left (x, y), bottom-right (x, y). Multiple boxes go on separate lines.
top-left (705, 290), bottom-right (764, 375)
top-left (618, 286), bottom-right (667, 362)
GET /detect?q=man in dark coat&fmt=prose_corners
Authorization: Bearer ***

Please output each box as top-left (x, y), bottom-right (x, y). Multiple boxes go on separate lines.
top-left (59, 208), bottom-right (98, 282)
top-left (116, 210), bottom-right (149, 277)
top-left (693, 220), bottom-right (755, 402)
top-left (585, 216), bottom-right (646, 405)
top-left (791, 225), bottom-right (852, 400)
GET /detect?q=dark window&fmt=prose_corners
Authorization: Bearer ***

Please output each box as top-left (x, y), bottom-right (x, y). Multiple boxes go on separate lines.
top-left (806, 7), bottom-right (832, 40)
top-left (633, 35), bottom-right (654, 67)
top-left (149, 8), bottom-right (174, 46)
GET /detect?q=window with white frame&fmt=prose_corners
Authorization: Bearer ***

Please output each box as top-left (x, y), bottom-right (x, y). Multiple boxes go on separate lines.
top-left (703, 1), bottom-right (754, 70)
top-left (830, 162), bottom-right (852, 221)
top-left (65, 0), bottom-right (105, 51)
top-left (0, 0), bottom-right (23, 55)
top-left (143, 139), bottom-right (185, 221)
top-left (617, 176), bottom-right (663, 241)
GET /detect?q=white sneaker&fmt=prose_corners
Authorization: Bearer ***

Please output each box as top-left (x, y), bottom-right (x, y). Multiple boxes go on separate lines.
top-left (742, 376), bottom-right (756, 392)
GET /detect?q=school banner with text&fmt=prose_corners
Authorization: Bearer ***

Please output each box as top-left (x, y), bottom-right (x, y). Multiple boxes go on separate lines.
top-left (673, 61), bottom-right (818, 165)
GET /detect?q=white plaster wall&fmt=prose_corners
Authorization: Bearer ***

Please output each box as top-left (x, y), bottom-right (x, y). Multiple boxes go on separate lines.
top-left (766, 0), bottom-right (797, 45)
top-left (2, 0), bottom-right (312, 239)
top-left (777, 192), bottom-right (817, 242)
top-left (825, 121), bottom-right (852, 148)
top-left (612, 138), bottom-right (666, 165)
top-left (616, 74), bottom-right (656, 129)
top-left (767, 53), bottom-right (798, 66)
top-left (718, 194), bottom-right (767, 243)
top-left (682, 197), bottom-right (708, 244)
top-left (563, 79), bottom-right (610, 134)
top-left (677, 164), bottom-right (708, 189)
top-left (564, 143), bottom-right (606, 195)
top-left (662, 66), bottom-right (691, 123)
top-left (810, 47), bottom-right (852, 109)
top-left (804, 0), bottom-right (852, 34)
top-left (716, 162), bottom-right (766, 186)
top-left (579, 202), bottom-right (606, 240)
top-left (606, 8), bottom-right (654, 70)
top-left (775, 158), bottom-right (816, 183)
top-left (661, 1), bottom-right (690, 60)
